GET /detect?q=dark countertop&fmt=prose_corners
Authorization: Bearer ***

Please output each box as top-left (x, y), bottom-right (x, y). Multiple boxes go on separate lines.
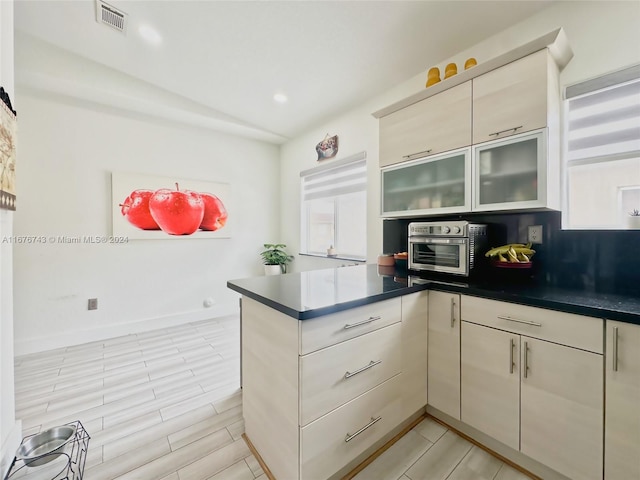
top-left (227, 264), bottom-right (640, 325)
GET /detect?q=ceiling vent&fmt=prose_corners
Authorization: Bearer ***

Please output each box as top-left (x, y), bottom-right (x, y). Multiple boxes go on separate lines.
top-left (95, 0), bottom-right (127, 33)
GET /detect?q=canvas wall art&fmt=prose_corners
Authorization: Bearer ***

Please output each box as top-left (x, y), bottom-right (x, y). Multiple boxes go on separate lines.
top-left (112, 171), bottom-right (231, 239)
top-left (0, 88), bottom-right (17, 211)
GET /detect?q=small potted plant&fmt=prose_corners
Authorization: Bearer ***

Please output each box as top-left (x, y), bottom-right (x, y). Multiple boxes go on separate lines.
top-left (260, 243), bottom-right (294, 275)
top-left (627, 209), bottom-right (640, 229)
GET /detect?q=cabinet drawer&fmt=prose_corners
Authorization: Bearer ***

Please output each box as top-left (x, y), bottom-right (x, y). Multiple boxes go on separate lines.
top-left (461, 295), bottom-right (603, 353)
top-left (300, 298), bottom-right (401, 354)
top-left (300, 374), bottom-right (404, 480)
top-left (300, 322), bottom-right (402, 426)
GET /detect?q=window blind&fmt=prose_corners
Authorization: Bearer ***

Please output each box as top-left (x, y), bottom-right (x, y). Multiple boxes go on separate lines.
top-left (301, 152), bottom-right (367, 201)
top-left (565, 65), bottom-right (640, 164)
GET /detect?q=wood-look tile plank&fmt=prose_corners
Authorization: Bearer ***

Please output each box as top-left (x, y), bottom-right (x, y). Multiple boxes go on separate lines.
top-left (205, 459), bottom-right (255, 480)
top-left (116, 429), bottom-right (234, 480)
top-left (405, 430), bottom-right (473, 480)
top-left (168, 404), bottom-right (242, 451)
top-left (85, 437), bottom-right (171, 480)
top-left (103, 404), bottom-right (215, 460)
top-left (494, 464), bottom-right (536, 480)
top-left (176, 438), bottom-right (250, 480)
top-left (244, 454), bottom-right (264, 478)
top-left (446, 446), bottom-right (502, 480)
top-left (353, 430), bottom-right (433, 480)
top-left (413, 417), bottom-right (448, 443)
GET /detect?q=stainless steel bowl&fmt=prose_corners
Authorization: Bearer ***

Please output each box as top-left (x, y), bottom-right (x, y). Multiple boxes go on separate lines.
top-left (16, 425), bottom-right (76, 467)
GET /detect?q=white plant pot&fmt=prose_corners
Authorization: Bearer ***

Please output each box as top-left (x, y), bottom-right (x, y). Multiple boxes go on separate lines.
top-left (264, 265), bottom-right (283, 275)
top-left (626, 216), bottom-right (640, 229)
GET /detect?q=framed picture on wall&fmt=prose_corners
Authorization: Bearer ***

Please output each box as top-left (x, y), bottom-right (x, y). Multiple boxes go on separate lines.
top-left (112, 171), bottom-right (231, 239)
top-left (0, 88), bottom-right (17, 211)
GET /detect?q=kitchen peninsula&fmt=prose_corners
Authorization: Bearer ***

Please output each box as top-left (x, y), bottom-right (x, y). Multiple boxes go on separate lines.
top-left (228, 264), bottom-right (640, 480)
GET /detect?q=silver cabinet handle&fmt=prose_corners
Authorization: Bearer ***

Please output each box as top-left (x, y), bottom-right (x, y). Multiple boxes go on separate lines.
top-left (344, 316), bottom-right (381, 329)
top-left (498, 315), bottom-right (542, 327)
top-left (612, 326), bottom-right (619, 372)
top-left (523, 341), bottom-right (530, 379)
top-left (402, 149), bottom-right (432, 160)
top-left (509, 338), bottom-right (516, 374)
top-left (489, 125), bottom-right (523, 137)
top-left (345, 360), bottom-right (382, 379)
top-left (450, 297), bottom-right (456, 328)
top-left (345, 416), bottom-right (382, 442)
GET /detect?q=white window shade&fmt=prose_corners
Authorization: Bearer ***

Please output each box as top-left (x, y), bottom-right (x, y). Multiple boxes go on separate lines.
top-left (566, 65), bottom-right (640, 164)
top-left (300, 152), bottom-right (367, 259)
top-left (564, 64), bottom-right (640, 229)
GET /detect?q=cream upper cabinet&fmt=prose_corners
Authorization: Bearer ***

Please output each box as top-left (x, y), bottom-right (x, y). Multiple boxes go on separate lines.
top-left (472, 49), bottom-right (556, 144)
top-left (379, 82), bottom-right (472, 167)
top-left (605, 320), bottom-right (640, 480)
top-left (427, 291), bottom-right (460, 420)
top-left (461, 321), bottom-right (520, 450)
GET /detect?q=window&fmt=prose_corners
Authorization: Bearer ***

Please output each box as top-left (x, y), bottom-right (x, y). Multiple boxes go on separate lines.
top-left (300, 152), bottom-right (367, 260)
top-left (564, 64), bottom-right (640, 229)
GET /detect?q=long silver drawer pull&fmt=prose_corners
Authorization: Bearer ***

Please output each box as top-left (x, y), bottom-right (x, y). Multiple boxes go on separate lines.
top-left (523, 341), bottom-right (530, 379)
top-left (509, 338), bottom-right (515, 374)
top-left (489, 125), bottom-right (523, 137)
top-left (450, 298), bottom-right (456, 328)
top-left (402, 148), bottom-right (432, 159)
top-left (344, 316), bottom-right (381, 329)
top-left (612, 326), bottom-right (619, 372)
top-left (344, 360), bottom-right (382, 379)
top-left (498, 315), bottom-right (542, 327)
top-left (344, 416), bottom-right (382, 443)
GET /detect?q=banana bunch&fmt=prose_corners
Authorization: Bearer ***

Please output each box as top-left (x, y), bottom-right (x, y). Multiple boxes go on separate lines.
top-left (485, 243), bottom-right (535, 263)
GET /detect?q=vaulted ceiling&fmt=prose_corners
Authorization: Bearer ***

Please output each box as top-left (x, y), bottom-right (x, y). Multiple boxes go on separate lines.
top-left (14, 0), bottom-right (555, 143)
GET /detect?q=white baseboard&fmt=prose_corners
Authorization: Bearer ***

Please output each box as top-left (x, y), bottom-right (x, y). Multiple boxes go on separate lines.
top-left (1, 420), bottom-right (22, 479)
top-left (14, 302), bottom-right (239, 356)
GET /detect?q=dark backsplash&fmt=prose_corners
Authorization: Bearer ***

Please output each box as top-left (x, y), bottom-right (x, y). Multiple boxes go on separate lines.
top-left (383, 210), bottom-right (640, 296)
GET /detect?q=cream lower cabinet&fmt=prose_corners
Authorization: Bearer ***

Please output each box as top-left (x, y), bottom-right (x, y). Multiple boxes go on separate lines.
top-left (461, 321), bottom-right (520, 450)
top-left (242, 292), bottom-right (427, 480)
top-left (427, 291), bottom-right (460, 420)
top-left (461, 295), bottom-right (604, 480)
top-left (605, 320), bottom-right (640, 479)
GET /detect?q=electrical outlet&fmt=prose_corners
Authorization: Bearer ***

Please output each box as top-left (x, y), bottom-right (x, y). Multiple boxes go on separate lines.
top-left (88, 298), bottom-right (98, 310)
top-left (528, 225), bottom-right (543, 244)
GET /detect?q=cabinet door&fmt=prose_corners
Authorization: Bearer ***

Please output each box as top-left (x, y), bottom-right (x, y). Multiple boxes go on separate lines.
top-left (520, 337), bottom-right (603, 480)
top-left (427, 291), bottom-right (460, 420)
top-left (605, 321), bottom-right (640, 480)
top-left (401, 291), bottom-right (428, 417)
top-left (461, 322), bottom-right (520, 450)
top-left (381, 147), bottom-right (471, 217)
top-left (379, 82), bottom-right (472, 167)
top-left (472, 129), bottom-right (547, 212)
top-left (472, 49), bottom-right (549, 144)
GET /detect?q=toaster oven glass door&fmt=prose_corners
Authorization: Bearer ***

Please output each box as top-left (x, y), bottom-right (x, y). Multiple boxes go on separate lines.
top-left (410, 238), bottom-right (468, 275)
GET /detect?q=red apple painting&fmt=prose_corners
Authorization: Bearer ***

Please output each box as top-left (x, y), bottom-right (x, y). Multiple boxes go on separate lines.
top-left (120, 190), bottom-right (160, 230)
top-left (112, 172), bottom-right (231, 239)
top-left (200, 193), bottom-right (228, 231)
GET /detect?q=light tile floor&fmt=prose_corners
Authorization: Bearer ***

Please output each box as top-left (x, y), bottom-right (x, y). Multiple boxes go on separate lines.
top-left (13, 316), bottom-right (532, 480)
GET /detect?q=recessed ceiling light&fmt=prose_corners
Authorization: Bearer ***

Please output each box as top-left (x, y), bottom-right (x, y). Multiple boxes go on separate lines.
top-left (273, 93), bottom-right (288, 104)
top-left (139, 24), bottom-right (162, 45)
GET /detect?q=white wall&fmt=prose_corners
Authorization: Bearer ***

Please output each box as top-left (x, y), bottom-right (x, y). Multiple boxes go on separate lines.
top-left (12, 86), bottom-right (280, 355)
top-left (0, 0), bottom-right (21, 476)
top-left (280, 0), bottom-right (640, 271)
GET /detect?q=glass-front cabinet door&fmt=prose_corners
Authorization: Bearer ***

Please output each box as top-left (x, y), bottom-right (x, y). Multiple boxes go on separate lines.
top-left (472, 129), bottom-right (547, 211)
top-left (381, 147), bottom-right (471, 217)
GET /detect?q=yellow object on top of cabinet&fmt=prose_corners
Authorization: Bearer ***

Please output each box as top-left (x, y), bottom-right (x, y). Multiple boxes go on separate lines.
top-left (464, 57), bottom-right (477, 69)
top-left (426, 67), bottom-right (441, 87)
top-left (444, 63), bottom-right (458, 79)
